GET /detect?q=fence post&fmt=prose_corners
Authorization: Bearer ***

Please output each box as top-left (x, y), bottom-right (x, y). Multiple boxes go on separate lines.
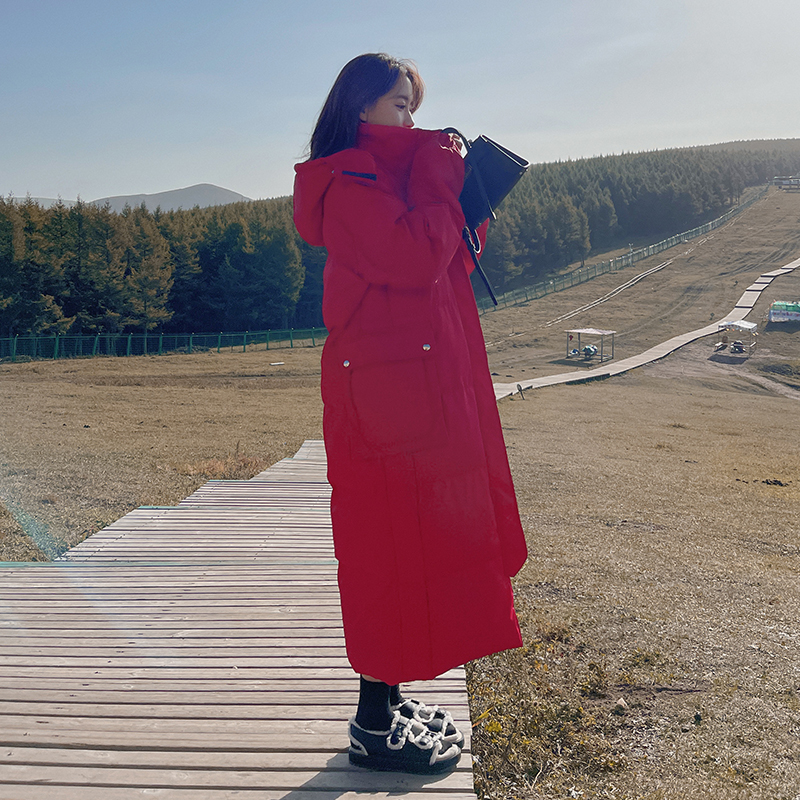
top-left (52, 334), bottom-right (58, 360)
top-left (243, 332), bottom-right (247, 352)
top-left (217, 332), bottom-right (222, 353)
top-left (158, 333), bottom-right (163, 355)
top-left (126, 333), bottom-right (132, 357)
top-left (189, 334), bottom-right (194, 354)
top-left (290, 329), bottom-right (294, 348)
top-left (266, 330), bottom-right (270, 350)
top-left (11, 335), bottom-right (17, 362)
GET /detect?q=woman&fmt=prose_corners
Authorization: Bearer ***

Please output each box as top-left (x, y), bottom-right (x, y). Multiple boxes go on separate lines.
top-left (293, 53), bottom-right (527, 775)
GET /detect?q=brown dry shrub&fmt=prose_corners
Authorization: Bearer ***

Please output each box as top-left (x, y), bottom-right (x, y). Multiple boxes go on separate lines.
top-left (468, 601), bottom-right (628, 799)
top-left (173, 448), bottom-right (269, 481)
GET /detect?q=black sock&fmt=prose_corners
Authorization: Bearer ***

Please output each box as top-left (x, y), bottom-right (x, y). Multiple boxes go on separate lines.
top-left (389, 684), bottom-right (404, 706)
top-left (355, 677), bottom-right (392, 731)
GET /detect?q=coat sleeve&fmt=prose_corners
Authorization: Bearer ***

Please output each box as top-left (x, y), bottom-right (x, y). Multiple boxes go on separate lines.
top-left (323, 136), bottom-right (466, 290)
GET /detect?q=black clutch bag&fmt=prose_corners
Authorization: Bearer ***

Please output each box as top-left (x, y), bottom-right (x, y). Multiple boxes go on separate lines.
top-left (458, 134), bottom-right (530, 230)
top-left (442, 128), bottom-right (529, 304)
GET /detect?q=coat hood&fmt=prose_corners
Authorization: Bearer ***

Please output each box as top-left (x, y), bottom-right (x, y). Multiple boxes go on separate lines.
top-left (293, 124), bottom-right (446, 247)
top-left (293, 148), bottom-right (373, 247)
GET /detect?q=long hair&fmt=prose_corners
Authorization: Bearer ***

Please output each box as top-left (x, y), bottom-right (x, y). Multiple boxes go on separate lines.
top-left (309, 53), bottom-right (424, 161)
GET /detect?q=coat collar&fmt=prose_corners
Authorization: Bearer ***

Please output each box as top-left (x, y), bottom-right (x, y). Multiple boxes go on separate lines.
top-left (356, 123), bottom-right (440, 191)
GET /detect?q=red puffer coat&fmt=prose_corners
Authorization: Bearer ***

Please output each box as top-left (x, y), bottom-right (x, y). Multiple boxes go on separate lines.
top-left (293, 123), bottom-right (527, 685)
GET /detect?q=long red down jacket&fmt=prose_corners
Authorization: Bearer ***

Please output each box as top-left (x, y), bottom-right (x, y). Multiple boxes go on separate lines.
top-left (293, 122), bottom-right (527, 685)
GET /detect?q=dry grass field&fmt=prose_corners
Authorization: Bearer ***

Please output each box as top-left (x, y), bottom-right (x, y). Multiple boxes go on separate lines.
top-left (1, 187), bottom-right (799, 799)
top-left (0, 349), bottom-right (325, 561)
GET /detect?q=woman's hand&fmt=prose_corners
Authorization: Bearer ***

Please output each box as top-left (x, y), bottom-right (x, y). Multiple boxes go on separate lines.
top-left (407, 132), bottom-right (465, 220)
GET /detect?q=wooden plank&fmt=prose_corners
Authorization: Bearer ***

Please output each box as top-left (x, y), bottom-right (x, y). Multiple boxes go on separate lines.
top-left (0, 584), bottom-right (341, 596)
top-left (0, 715), bottom-right (359, 736)
top-left (2, 582), bottom-right (341, 596)
top-left (0, 665), bottom-right (464, 680)
top-left (0, 568), bottom-right (340, 580)
top-left (4, 748), bottom-right (331, 767)
top-left (0, 676), bottom-right (465, 691)
top-left (0, 645), bottom-right (350, 658)
top-left (0, 617), bottom-right (344, 628)
top-left (0, 748), bottom-right (476, 773)
top-left (0, 601), bottom-right (344, 612)
top-left (0, 702), bottom-right (471, 724)
top-left (0, 656), bottom-right (356, 668)
top-left (0, 764), bottom-right (475, 792)
top-left (0, 689), bottom-right (467, 707)
top-left (0, 725), bottom-right (470, 749)
top-left (0, 723), bottom-right (471, 750)
top-left (0, 789), bottom-right (477, 800)
top-left (0, 637), bottom-right (346, 649)
top-left (0, 615), bottom-right (346, 627)
top-left (734, 290), bottom-right (761, 308)
top-left (0, 667), bottom-right (360, 680)
top-left (1, 583), bottom-right (341, 594)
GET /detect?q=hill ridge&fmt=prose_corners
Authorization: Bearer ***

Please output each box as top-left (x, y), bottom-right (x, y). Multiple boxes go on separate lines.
top-left (20, 183), bottom-right (251, 213)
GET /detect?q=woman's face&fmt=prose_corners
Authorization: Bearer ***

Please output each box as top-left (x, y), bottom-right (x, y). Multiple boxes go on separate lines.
top-left (359, 73), bottom-right (415, 128)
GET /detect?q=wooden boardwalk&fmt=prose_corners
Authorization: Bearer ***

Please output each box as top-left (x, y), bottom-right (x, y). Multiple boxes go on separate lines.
top-left (493, 255), bottom-right (800, 399)
top-left (0, 441), bottom-right (477, 799)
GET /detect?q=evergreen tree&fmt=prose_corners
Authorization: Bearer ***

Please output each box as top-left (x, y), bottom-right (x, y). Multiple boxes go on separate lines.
top-left (217, 223), bottom-right (303, 331)
top-left (14, 199), bottom-right (73, 334)
top-left (158, 210), bottom-right (202, 332)
top-left (120, 206), bottom-right (174, 332)
top-left (0, 200), bottom-right (20, 337)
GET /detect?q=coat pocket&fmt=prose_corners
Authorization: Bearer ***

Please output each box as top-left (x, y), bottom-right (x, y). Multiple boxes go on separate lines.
top-left (339, 332), bottom-right (447, 455)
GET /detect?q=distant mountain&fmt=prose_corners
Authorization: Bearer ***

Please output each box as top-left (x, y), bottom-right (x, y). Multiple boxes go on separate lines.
top-left (16, 197), bottom-right (78, 209)
top-left (93, 183), bottom-right (251, 213)
top-left (16, 184), bottom-right (251, 213)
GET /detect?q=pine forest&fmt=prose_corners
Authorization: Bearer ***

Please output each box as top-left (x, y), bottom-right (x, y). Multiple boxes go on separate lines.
top-left (2, 139), bottom-right (800, 339)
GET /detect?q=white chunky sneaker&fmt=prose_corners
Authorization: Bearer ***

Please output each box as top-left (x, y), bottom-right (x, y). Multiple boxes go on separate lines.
top-left (348, 711), bottom-right (462, 774)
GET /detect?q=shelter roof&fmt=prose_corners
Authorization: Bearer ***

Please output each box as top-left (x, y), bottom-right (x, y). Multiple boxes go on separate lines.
top-left (718, 320), bottom-right (757, 332)
top-left (566, 328), bottom-right (616, 336)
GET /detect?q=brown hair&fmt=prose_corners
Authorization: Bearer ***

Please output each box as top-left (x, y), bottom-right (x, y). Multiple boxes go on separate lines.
top-left (309, 53), bottom-right (424, 160)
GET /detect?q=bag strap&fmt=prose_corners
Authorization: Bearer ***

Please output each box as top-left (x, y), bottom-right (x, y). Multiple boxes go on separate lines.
top-left (441, 127), bottom-right (498, 306)
top-left (441, 128), bottom-right (497, 228)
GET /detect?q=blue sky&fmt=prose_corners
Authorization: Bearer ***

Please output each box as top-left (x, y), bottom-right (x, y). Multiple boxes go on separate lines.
top-left (2, 0), bottom-right (799, 202)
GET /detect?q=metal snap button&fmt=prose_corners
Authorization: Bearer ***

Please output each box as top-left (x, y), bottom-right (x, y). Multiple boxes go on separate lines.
top-left (343, 360), bottom-right (350, 367)
top-left (422, 344), bottom-right (431, 351)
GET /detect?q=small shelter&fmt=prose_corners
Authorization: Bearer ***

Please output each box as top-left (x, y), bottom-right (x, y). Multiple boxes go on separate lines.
top-left (714, 320), bottom-right (757, 355)
top-left (566, 328), bottom-right (615, 362)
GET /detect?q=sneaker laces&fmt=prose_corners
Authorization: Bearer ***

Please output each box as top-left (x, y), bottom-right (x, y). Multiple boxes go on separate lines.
top-left (386, 711), bottom-right (456, 764)
top-left (395, 699), bottom-right (461, 741)
top-left (396, 699), bottom-right (455, 726)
